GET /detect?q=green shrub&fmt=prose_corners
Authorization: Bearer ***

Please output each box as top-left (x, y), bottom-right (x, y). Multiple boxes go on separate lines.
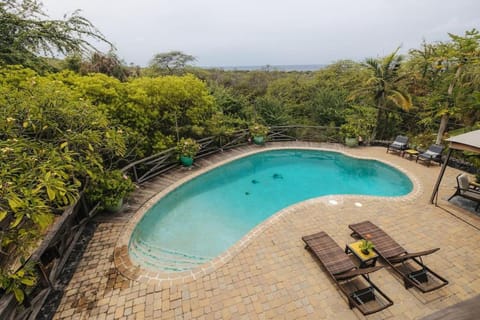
top-left (86, 170), bottom-right (135, 210)
top-left (249, 123), bottom-right (269, 137)
top-left (176, 138), bottom-right (200, 158)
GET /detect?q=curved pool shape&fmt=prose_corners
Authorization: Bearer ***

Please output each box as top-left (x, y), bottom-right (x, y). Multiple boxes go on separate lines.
top-left (129, 149), bottom-right (412, 272)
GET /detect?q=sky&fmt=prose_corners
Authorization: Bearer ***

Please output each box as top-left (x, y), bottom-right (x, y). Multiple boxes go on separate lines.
top-left (41, 0), bottom-right (480, 67)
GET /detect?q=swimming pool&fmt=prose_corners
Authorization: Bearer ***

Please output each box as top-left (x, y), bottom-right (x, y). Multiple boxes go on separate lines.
top-left (129, 149), bottom-right (412, 272)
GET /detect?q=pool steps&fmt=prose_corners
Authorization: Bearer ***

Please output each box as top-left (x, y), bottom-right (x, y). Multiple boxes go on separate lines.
top-left (129, 237), bottom-right (210, 272)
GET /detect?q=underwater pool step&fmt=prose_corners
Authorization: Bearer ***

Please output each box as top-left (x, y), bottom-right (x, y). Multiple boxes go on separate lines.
top-left (130, 247), bottom-right (205, 271)
top-left (129, 239), bottom-right (211, 272)
top-left (132, 237), bottom-right (211, 261)
top-left (130, 242), bottom-right (209, 265)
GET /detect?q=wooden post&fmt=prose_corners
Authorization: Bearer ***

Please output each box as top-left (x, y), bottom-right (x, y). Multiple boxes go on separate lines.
top-left (430, 148), bottom-right (453, 205)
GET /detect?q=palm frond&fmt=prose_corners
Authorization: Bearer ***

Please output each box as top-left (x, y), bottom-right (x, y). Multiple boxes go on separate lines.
top-left (388, 90), bottom-right (412, 111)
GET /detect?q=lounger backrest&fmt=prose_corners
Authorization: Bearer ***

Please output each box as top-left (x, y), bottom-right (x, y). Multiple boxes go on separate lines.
top-left (349, 221), bottom-right (405, 259)
top-left (457, 174), bottom-right (470, 194)
top-left (395, 135), bottom-right (408, 145)
top-left (429, 144), bottom-right (444, 154)
top-left (302, 231), bottom-right (356, 275)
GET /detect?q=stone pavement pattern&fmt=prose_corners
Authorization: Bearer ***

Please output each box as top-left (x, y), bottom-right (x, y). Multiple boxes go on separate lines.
top-left (53, 143), bottom-right (480, 319)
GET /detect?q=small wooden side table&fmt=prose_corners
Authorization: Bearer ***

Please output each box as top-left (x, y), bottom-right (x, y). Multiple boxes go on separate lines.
top-left (345, 241), bottom-right (378, 268)
top-left (402, 149), bottom-right (419, 160)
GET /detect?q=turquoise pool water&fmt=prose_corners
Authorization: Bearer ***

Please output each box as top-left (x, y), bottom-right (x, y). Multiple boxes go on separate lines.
top-left (129, 149), bottom-right (412, 271)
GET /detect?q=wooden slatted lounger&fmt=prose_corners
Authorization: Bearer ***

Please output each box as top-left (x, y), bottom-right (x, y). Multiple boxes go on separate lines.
top-left (348, 221), bottom-right (448, 293)
top-left (302, 231), bottom-right (393, 315)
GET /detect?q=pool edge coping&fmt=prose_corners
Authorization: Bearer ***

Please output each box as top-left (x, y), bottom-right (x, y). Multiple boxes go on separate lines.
top-left (114, 143), bottom-right (423, 285)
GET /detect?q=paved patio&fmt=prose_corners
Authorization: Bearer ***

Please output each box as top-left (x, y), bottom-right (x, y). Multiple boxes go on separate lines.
top-left (52, 142), bottom-right (480, 319)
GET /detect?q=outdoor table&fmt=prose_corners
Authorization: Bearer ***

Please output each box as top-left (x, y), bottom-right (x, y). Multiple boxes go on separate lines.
top-left (345, 241), bottom-right (378, 268)
top-left (402, 149), bottom-right (419, 160)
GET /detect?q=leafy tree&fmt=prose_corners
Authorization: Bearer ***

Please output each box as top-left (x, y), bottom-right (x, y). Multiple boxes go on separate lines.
top-left (79, 51), bottom-right (130, 81)
top-left (149, 51), bottom-right (196, 75)
top-left (101, 75), bottom-right (216, 155)
top-left (0, 67), bottom-right (127, 297)
top-left (340, 105), bottom-right (377, 141)
top-left (303, 89), bottom-right (350, 126)
top-left (50, 70), bottom-right (124, 107)
top-left (211, 85), bottom-right (250, 118)
top-left (409, 29), bottom-right (480, 144)
top-left (266, 74), bottom-right (318, 105)
top-left (235, 70), bottom-right (276, 101)
top-left (0, 0), bottom-right (110, 71)
top-left (315, 60), bottom-right (368, 92)
top-left (253, 96), bottom-right (291, 126)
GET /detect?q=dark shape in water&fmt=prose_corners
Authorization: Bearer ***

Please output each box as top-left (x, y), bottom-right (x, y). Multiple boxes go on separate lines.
top-left (245, 192), bottom-right (250, 195)
top-left (272, 173), bottom-right (283, 179)
top-left (251, 179), bottom-right (259, 184)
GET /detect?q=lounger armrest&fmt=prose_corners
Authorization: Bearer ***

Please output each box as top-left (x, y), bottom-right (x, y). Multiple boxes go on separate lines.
top-left (463, 187), bottom-right (480, 194)
top-left (388, 248), bottom-right (440, 264)
top-left (334, 266), bottom-right (383, 280)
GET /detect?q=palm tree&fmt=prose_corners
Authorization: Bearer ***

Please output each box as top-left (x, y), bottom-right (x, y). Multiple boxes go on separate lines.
top-left (361, 49), bottom-right (412, 140)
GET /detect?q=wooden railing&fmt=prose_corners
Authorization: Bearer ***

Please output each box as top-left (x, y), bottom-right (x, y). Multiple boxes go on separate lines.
top-left (0, 125), bottom-right (340, 319)
top-left (0, 193), bottom-right (100, 320)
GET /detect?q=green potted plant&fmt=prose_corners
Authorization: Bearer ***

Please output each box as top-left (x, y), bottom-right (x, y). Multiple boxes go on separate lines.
top-left (340, 123), bottom-right (359, 147)
top-left (249, 123), bottom-right (269, 145)
top-left (358, 239), bottom-right (375, 255)
top-left (86, 169), bottom-right (135, 212)
top-left (176, 137), bottom-right (200, 167)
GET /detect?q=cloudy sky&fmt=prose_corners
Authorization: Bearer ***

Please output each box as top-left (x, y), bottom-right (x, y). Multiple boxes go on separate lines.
top-left (41, 0), bottom-right (480, 67)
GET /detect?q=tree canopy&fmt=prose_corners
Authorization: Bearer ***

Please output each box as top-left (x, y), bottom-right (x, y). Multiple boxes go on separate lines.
top-left (0, 0), bottom-right (110, 71)
top-left (149, 51), bottom-right (196, 75)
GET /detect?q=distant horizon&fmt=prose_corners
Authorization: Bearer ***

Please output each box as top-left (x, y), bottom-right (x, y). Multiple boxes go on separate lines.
top-left (199, 64), bottom-right (327, 72)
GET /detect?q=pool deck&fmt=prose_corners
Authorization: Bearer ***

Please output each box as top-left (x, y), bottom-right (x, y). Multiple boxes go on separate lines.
top-left (53, 142), bottom-right (480, 320)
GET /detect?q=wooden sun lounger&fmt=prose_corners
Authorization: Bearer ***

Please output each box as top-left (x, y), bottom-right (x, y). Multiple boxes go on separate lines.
top-left (348, 221), bottom-right (448, 293)
top-left (302, 231), bottom-right (393, 315)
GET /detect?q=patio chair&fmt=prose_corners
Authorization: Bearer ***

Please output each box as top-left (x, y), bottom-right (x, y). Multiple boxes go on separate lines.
top-left (387, 135), bottom-right (409, 154)
top-left (416, 144), bottom-right (444, 167)
top-left (448, 173), bottom-right (480, 211)
top-left (302, 231), bottom-right (393, 315)
top-left (348, 221), bottom-right (448, 293)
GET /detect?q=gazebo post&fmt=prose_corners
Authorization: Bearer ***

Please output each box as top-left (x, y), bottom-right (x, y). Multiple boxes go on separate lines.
top-left (430, 148), bottom-right (453, 205)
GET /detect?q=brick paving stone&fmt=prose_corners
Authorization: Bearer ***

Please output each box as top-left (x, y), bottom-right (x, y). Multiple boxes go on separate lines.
top-left (51, 143), bottom-right (480, 319)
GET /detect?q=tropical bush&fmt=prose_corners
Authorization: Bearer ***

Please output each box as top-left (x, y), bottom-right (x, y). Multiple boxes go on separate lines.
top-left (0, 259), bottom-right (37, 303)
top-left (176, 138), bottom-right (201, 158)
top-left (340, 105), bottom-right (376, 141)
top-left (0, 66), bottom-right (127, 301)
top-left (86, 170), bottom-right (135, 210)
top-left (249, 123), bottom-right (269, 137)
